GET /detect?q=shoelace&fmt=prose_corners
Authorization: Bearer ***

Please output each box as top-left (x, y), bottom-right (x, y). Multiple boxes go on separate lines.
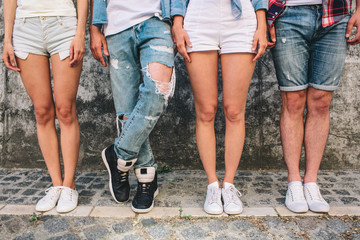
top-left (44, 186), bottom-right (63, 199)
top-left (225, 186), bottom-right (242, 204)
top-left (208, 188), bottom-right (221, 204)
top-left (135, 182), bottom-right (151, 197)
top-left (306, 185), bottom-right (324, 201)
top-left (117, 171), bottom-right (128, 183)
top-left (290, 184), bottom-right (305, 201)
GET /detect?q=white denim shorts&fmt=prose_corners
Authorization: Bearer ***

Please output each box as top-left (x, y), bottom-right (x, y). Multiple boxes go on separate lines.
top-left (12, 16), bottom-right (77, 60)
top-left (184, 0), bottom-right (257, 54)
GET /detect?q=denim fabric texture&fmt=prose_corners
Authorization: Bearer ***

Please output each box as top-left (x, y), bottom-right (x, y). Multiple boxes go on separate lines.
top-left (171, 0), bottom-right (268, 18)
top-left (106, 17), bottom-right (175, 169)
top-left (270, 5), bottom-right (349, 92)
top-left (92, 0), bottom-right (172, 28)
top-left (12, 16), bottom-right (77, 60)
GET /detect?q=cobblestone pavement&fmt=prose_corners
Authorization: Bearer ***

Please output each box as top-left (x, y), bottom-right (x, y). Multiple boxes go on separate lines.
top-left (1, 169), bottom-right (359, 208)
top-left (0, 169), bottom-right (360, 239)
top-left (1, 214), bottom-right (360, 239)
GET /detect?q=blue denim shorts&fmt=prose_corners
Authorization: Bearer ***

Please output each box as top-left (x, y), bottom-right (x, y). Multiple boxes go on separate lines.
top-left (270, 5), bottom-right (349, 92)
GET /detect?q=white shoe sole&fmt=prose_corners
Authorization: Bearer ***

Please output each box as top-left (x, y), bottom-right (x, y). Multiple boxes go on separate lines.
top-left (101, 148), bottom-right (128, 204)
top-left (131, 188), bottom-right (159, 213)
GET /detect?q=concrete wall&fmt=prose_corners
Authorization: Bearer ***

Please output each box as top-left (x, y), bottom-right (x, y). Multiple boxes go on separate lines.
top-left (0, 3), bottom-right (359, 170)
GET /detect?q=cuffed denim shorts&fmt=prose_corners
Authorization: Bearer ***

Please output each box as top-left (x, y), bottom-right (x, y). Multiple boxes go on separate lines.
top-left (184, 0), bottom-right (257, 54)
top-left (271, 5), bottom-right (349, 92)
top-left (12, 16), bottom-right (77, 60)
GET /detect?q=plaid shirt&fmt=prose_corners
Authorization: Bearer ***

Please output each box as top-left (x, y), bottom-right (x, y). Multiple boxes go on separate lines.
top-left (267, 0), bottom-right (351, 27)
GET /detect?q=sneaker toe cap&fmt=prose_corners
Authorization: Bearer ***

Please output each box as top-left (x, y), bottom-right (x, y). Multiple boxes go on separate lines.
top-left (308, 201), bottom-right (330, 212)
top-left (204, 203), bottom-right (223, 215)
top-left (286, 201), bottom-right (309, 213)
top-left (224, 203), bottom-right (243, 214)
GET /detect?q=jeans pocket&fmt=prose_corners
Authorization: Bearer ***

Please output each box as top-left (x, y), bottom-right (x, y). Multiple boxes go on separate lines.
top-left (277, 6), bottom-right (289, 19)
top-left (57, 16), bottom-right (77, 29)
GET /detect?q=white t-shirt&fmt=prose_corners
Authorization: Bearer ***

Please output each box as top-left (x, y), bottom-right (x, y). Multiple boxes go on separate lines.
top-left (286, 0), bottom-right (322, 6)
top-left (104, 0), bottom-right (162, 37)
top-left (16, 0), bottom-right (76, 19)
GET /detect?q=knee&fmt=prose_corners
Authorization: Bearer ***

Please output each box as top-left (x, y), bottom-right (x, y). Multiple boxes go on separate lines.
top-left (34, 106), bottom-right (54, 126)
top-left (223, 105), bottom-right (244, 123)
top-left (146, 62), bottom-right (174, 97)
top-left (56, 105), bottom-right (76, 125)
top-left (197, 105), bottom-right (217, 124)
top-left (282, 91), bottom-right (307, 116)
top-left (307, 92), bottom-right (332, 116)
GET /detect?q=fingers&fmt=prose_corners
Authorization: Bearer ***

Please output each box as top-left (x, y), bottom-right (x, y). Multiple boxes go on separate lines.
top-left (252, 37), bottom-right (258, 53)
top-left (345, 18), bottom-right (354, 40)
top-left (102, 38), bottom-right (109, 57)
top-left (267, 26), bottom-right (276, 49)
top-left (346, 24), bottom-right (360, 45)
top-left (2, 52), bottom-right (20, 72)
top-left (253, 42), bottom-right (267, 61)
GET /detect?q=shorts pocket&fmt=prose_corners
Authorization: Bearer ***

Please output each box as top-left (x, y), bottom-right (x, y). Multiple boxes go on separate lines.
top-left (57, 16), bottom-right (77, 30)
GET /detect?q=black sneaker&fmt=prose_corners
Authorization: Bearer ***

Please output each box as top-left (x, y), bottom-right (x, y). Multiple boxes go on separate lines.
top-left (101, 144), bottom-right (136, 203)
top-left (131, 167), bottom-right (159, 213)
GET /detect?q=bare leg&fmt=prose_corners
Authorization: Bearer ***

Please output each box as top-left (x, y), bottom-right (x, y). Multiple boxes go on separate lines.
top-left (221, 53), bottom-right (255, 186)
top-left (185, 51), bottom-right (219, 185)
top-left (51, 54), bottom-right (82, 189)
top-left (16, 54), bottom-right (62, 187)
top-left (303, 88), bottom-right (332, 183)
top-left (280, 90), bottom-right (307, 183)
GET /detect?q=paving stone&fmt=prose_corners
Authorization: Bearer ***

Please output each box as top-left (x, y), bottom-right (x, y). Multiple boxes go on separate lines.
top-left (1, 215), bottom-right (11, 221)
top-left (88, 183), bottom-right (105, 189)
top-left (3, 189), bottom-right (21, 194)
top-left (13, 233), bottom-right (35, 240)
top-left (6, 197), bottom-right (26, 204)
top-left (122, 235), bottom-right (145, 240)
top-left (5, 218), bottom-right (27, 234)
top-left (333, 190), bottom-right (350, 195)
top-left (310, 228), bottom-right (341, 240)
top-left (325, 219), bottom-right (351, 233)
top-left (181, 226), bottom-right (207, 240)
top-left (340, 197), bottom-right (360, 204)
top-left (43, 217), bottom-right (69, 234)
top-left (296, 217), bottom-right (323, 231)
top-left (112, 220), bottom-right (134, 234)
top-left (252, 182), bottom-right (272, 188)
top-left (255, 189), bottom-right (272, 194)
top-left (232, 220), bottom-right (255, 232)
top-left (39, 176), bottom-right (52, 182)
top-left (22, 189), bottom-right (39, 196)
top-left (208, 220), bottom-right (228, 231)
top-left (148, 225), bottom-right (171, 239)
top-left (323, 177), bottom-right (337, 182)
top-left (47, 233), bottom-right (80, 240)
top-left (15, 182), bottom-right (34, 187)
top-left (3, 176), bottom-right (21, 182)
top-left (79, 190), bottom-right (96, 197)
top-left (245, 230), bottom-right (272, 240)
top-left (76, 177), bottom-right (94, 184)
top-left (141, 218), bottom-right (157, 227)
top-left (84, 227), bottom-right (110, 240)
top-left (216, 236), bottom-right (240, 240)
top-left (74, 217), bottom-right (96, 226)
top-left (352, 234), bottom-right (360, 240)
top-left (0, 196), bottom-right (9, 201)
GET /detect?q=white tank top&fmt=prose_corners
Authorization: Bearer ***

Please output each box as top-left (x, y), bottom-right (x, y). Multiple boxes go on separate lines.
top-left (286, 0), bottom-right (322, 6)
top-left (16, 0), bottom-right (76, 19)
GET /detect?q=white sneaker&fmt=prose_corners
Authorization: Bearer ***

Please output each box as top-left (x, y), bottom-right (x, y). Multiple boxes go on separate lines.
top-left (56, 187), bottom-right (79, 213)
top-left (222, 182), bottom-right (243, 215)
top-left (285, 181), bottom-right (309, 213)
top-left (35, 186), bottom-right (63, 212)
top-left (304, 182), bottom-right (330, 213)
top-left (204, 181), bottom-right (223, 215)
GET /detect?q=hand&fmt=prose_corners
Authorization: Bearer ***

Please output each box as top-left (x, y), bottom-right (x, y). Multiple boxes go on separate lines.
top-left (346, 10), bottom-right (360, 45)
top-left (267, 25), bottom-right (276, 49)
top-left (171, 16), bottom-right (192, 63)
top-left (2, 42), bottom-right (20, 71)
top-left (90, 25), bottom-right (109, 67)
top-left (252, 27), bottom-right (267, 61)
top-left (69, 34), bottom-right (85, 67)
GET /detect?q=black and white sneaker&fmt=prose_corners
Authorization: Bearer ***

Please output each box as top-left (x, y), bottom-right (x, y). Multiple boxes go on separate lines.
top-left (101, 144), bottom-right (136, 203)
top-left (131, 167), bottom-right (158, 213)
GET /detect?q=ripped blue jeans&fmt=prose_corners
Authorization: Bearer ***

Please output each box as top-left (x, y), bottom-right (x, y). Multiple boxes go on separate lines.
top-left (106, 17), bottom-right (175, 169)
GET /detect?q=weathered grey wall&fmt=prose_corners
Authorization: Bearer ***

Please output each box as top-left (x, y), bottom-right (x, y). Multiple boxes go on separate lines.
top-left (0, 3), bottom-right (359, 170)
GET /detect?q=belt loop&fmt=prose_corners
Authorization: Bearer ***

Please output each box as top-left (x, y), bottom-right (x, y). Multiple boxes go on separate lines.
top-left (22, 18), bottom-right (26, 26)
top-left (57, 16), bottom-right (63, 26)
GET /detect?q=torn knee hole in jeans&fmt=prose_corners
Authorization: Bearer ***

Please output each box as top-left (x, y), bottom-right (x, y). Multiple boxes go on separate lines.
top-left (142, 63), bottom-right (176, 105)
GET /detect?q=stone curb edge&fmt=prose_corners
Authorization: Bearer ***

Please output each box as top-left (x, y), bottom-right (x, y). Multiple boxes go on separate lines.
top-left (1, 205), bottom-right (360, 218)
